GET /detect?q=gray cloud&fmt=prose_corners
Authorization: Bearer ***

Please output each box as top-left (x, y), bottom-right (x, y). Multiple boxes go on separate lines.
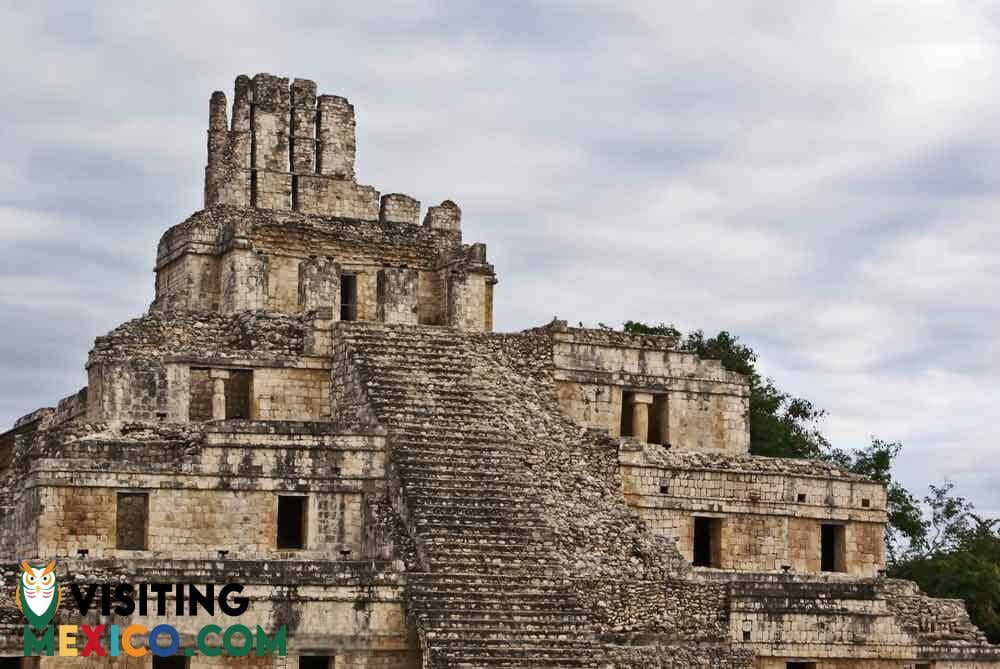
top-left (1, 1), bottom-right (998, 515)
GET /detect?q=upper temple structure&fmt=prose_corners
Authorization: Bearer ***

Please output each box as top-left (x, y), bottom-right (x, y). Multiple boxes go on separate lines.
top-left (1, 73), bottom-right (998, 669)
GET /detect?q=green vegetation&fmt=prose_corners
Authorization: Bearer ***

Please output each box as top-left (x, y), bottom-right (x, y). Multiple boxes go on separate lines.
top-left (620, 320), bottom-right (1000, 642)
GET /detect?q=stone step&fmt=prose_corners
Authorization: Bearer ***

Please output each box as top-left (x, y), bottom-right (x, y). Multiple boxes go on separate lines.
top-left (345, 344), bottom-right (474, 360)
top-left (430, 643), bottom-right (599, 659)
top-left (401, 476), bottom-right (535, 493)
top-left (402, 482), bottom-right (535, 500)
top-left (408, 593), bottom-right (583, 611)
top-left (395, 445), bottom-right (523, 461)
top-left (397, 447), bottom-right (525, 464)
top-left (391, 421), bottom-right (510, 437)
top-left (338, 330), bottom-right (471, 346)
top-left (425, 555), bottom-right (560, 573)
top-left (432, 656), bottom-right (598, 669)
top-left (415, 520), bottom-right (549, 535)
top-left (353, 360), bottom-right (474, 376)
top-left (393, 427), bottom-right (511, 441)
top-left (408, 500), bottom-right (533, 517)
top-left (398, 462), bottom-right (531, 481)
top-left (405, 572), bottom-right (573, 588)
top-left (414, 612), bottom-right (592, 628)
top-left (336, 324), bottom-right (610, 668)
top-left (420, 535), bottom-right (535, 551)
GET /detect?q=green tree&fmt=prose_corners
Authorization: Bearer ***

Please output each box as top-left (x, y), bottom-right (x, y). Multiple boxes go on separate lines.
top-left (620, 321), bottom-right (925, 554)
top-left (828, 439), bottom-right (926, 563)
top-left (889, 489), bottom-right (1000, 644)
top-left (621, 320), bottom-right (999, 641)
top-left (623, 322), bottom-right (829, 459)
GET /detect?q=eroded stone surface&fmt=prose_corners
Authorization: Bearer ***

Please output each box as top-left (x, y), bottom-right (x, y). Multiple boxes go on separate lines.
top-left (1, 73), bottom-right (998, 668)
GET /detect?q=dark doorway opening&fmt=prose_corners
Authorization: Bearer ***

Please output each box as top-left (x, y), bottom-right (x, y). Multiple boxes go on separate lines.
top-left (116, 492), bottom-right (149, 550)
top-left (620, 391), bottom-right (634, 437)
top-left (340, 274), bottom-right (358, 321)
top-left (786, 663), bottom-right (817, 669)
top-left (225, 370), bottom-right (253, 420)
top-left (153, 658), bottom-right (189, 669)
top-left (299, 657), bottom-right (332, 669)
top-left (649, 395), bottom-right (668, 444)
top-left (278, 495), bottom-right (308, 549)
top-left (821, 524), bottom-right (846, 572)
top-left (693, 516), bottom-right (722, 568)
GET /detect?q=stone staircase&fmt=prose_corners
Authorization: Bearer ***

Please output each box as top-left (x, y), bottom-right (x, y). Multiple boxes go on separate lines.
top-left (336, 323), bottom-right (603, 667)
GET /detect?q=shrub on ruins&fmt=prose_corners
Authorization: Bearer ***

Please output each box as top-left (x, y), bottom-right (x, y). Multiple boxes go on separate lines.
top-left (621, 321), bottom-right (829, 459)
top-left (828, 439), bottom-right (926, 564)
top-left (622, 321), bottom-right (999, 641)
top-left (890, 491), bottom-right (1000, 644)
top-left (620, 322), bottom-right (927, 557)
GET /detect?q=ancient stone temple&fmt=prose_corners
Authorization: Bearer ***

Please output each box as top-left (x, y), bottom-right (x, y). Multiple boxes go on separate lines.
top-left (1, 73), bottom-right (998, 668)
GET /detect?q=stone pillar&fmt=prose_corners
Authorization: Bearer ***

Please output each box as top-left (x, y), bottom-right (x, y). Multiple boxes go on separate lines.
top-left (377, 267), bottom-right (419, 324)
top-left (221, 248), bottom-right (269, 314)
top-left (290, 79), bottom-right (318, 174)
top-left (423, 200), bottom-right (461, 233)
top-left (317, 95), bottom-right (356, 179)
top-left (211, 370), bottom-right (229, 420)
top-left (298, 256), bottom-right (340, 313)
top-left (379, 193), bottom-right (421, 224)
top-left (304, 306), bottom-right (334, 357)
top-left (631, 393), bottom-right (654, 443)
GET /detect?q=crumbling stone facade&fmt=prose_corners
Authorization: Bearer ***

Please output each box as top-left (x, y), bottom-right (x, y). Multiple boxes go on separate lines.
top-left (1, 73), bottom-right (998, 668)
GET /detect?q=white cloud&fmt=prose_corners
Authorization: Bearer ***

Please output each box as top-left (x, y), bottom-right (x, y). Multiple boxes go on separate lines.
top-left (0, 1), bottom-right (998, 515)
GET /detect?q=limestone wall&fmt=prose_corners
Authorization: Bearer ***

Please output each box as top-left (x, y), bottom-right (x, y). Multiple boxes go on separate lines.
top-left (548, 325), bottom-right (751, 453)
top-left (9, 424), bottom-right (385, 562)
top-left (84, 311), bottom-right (335, 423)
top-left (204, 74), bottom-right (378, 220)
top-left (3, 559), bottom-right (418, 666)
top-left (377, 268), bottom-right (419, 325)
top-left (620, 443), bottom-right (887, 575)
top-left (150, 206), bottom-right (496, 331)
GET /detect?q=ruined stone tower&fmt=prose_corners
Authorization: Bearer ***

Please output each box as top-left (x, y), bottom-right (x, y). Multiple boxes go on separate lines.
top-left (1, 74), bottom-right (998, 668)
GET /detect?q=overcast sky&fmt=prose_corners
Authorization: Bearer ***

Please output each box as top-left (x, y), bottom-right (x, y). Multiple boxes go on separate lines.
top-left (1, 2), bottom-right (997, 515)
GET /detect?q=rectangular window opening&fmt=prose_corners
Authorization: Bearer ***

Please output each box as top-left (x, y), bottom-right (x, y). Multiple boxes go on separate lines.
top-left (340, 274), bottom-right (358, 321)
top-left (861, 498), bottom-right (871, 508)
top-left (116, 492), bottom-right (149, 551)
top-left (153, 658), bottom-right (189, 669)
top-left (648, 395), bottom-right (668, 445)
top-left (225, 370), bottom-right (253, 420)
top-left (797, 493), bottom-right (807, 503)
top-left (786, 663), bottom-right (817, 669)
top-left (620, 391), bottom-right (635, 437)
top-left (299, 657), bottom-right (332, 669)
top-left (692, 516), bottom-right (723, 568)
top-left (821, 523), bottom-right (847, 573)
top-left (278, 495), bottom-right (308, 549)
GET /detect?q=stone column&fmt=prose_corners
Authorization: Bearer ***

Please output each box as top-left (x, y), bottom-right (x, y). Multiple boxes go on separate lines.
top-left (210, 370), bottom-right (230, 420)
top-left (656, 394), bottom-right (670, 445)
top-left (631, 392), bottom-right (654, 443)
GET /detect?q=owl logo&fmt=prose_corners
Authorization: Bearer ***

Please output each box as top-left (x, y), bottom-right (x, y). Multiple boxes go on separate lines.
top-left (16, 560), bottom-right (60, 630)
